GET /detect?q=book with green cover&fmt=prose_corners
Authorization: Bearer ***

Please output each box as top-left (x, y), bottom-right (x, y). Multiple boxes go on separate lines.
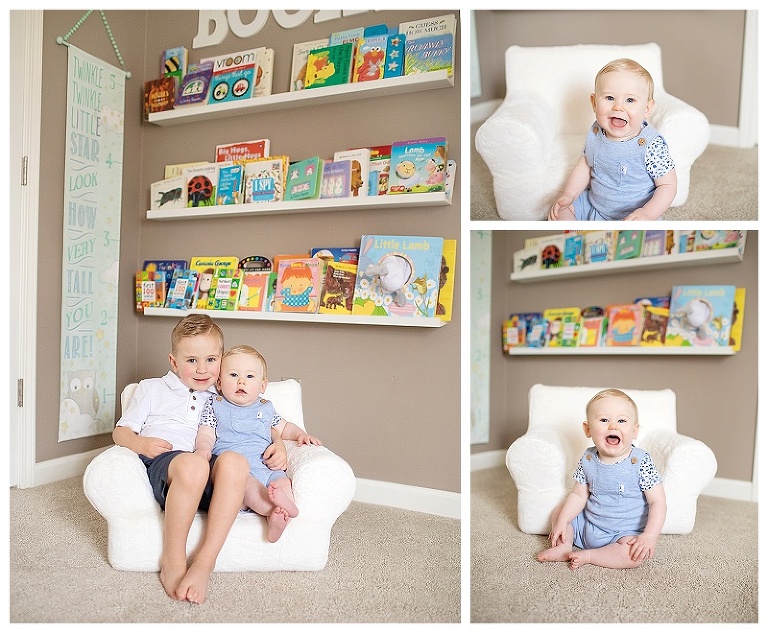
top-left (304, 42), bottom-right (354, 89)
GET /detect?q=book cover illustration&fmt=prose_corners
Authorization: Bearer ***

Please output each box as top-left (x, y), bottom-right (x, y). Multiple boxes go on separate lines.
top-left (205, 268), bottom-right (242, 311)
top-left (142, 259), bottom-right (188, 289)
top-left (304, 42), bottom-right (354, 89)
top-left (642, 230), bottom-right (666, 257)
top-left (542, 307), bottom-right (581, 347)
top-left (614, 230), bottom-right (644, 260)
top-left (328, 26), bottom-right (365, 47)
top-left (253, 48), bottom-right (275, 98)
top-left (539, 235), bottom-right (566, 269)
top-left (143, 77), bottom-right (176, 119)
top-left (239, 255), bottom-right (273, 271)
top-left (605, 304), bottom-right (644, 346)
top-left (503, 312), bottom-right (543, 350)
top-left (162, 46), bottom-right (187, 82)
top-left (526, 316), bottom-right (549, 348)
top-left (273, 257), bottom-right (323, 314)
top-left (352, 34), bottom-right (388, 82)
top-left (136, 270), bottom-right (166, 313)
top-left (318, 261), bottom-right (358, 314)
top-left (189, 256), bottom-right (239, 309)
top-left (387, 137), bottom-right (447, 194)
top-left (437, 238), bottom-right (456, 322)
top-left (399, 13), bottom-right (456, 40)
top-left (290, 38), bottom-right (330, 91)
top-left (175, 61), bottom-right (214, 107)
top-left (165, 268), bottom-right (199, 310)
top-left (404, 33), bottom-right (454, 77)
top-left (639, 306), bottom-right (669, 346)
top-left (352, 235), bottom-right (444, 318)
top-left (383, 33), bottom-right (405, 78)
top-left (578, 307), bottom-right (607, 347)
top-left (238, 270), bottom-right (271, 311)
top-left (164, 161), bottom-right (208, 179)
top-left (583, 230), bottom-right (615, 263)
top-left (204, 47), bottom-right (263, 104)
top-left (215, 139), bottom-right (270, 164)
top-left (310, 247), bottom-right (359, 264)
top-left (215, 163), bottom-right (243, 205)
top-left (693, 230), bottom-right (743, 251)
top-left (150, 177), bottom-right (184, 210)
top-left (730, 287), bottom-right (746, 351)
top-left (513, 247), bottom-right (540, 273)
top-left (665, 285), bottom-right (736, 347)
top-left (320, 160), bottom-right (352, 199)
top-left (333, 148), bottom-right (370, 197)
top-left (368, 145), bottom-right (391, 196)
top-left (563, 234), bottom-right (584, 266)
top-left (243, 157), bottom-right (287, 203)
top-left (284, 156), bottom-right (323, 201)
top-left (182, 163), bottom-right (218, 207)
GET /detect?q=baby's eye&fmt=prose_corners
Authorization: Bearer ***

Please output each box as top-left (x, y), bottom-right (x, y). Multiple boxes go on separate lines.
top-left (618, 418), bottom-right (627, 424)
top-left (246, 373), bottom-right (256, 379)
top-left (187, 358), bottom-right (197, 364)
top-left (606, 96), bottom-right (614, 101)
top-left (626, 98), bottom-right (635, 104)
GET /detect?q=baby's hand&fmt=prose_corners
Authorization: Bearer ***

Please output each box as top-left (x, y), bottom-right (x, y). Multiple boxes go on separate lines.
top-left (296, 432), bottom-right (322, 446)
top-left (548, 197), bottom-right (575, 221)
top-left (263, 441), bottom-right (288, 471)
top-left (627, 533), bottom-right (658, 561)
top-left (624, 208), bottom-right (654, 221)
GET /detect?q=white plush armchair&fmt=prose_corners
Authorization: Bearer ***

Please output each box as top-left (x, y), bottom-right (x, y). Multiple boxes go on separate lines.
top-left (83, 379), bottom-right (356, 572)
top-left (506, 384), bottom-right (716, 535)
top-left (475, 42), bottom-right (710, 220)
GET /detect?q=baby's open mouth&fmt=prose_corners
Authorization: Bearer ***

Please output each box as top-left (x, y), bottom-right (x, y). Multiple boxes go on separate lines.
top-left (610, 117), bottom-right (627, 127)
top-left (606, 435), bottom-right (621, 446)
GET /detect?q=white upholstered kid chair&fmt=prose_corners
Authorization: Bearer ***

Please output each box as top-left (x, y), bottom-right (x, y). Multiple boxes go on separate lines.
top-left (83, 379), bottom-right (356, 572)
top-left (506, 384), bottom-right (716, 535)
top-left (475, 42), bottom-right (710, 220)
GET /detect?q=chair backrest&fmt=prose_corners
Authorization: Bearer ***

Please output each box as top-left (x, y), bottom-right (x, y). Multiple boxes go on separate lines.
top-left (527, 383), bottom-right (677, 459)
top-left (504, 43), bottom-right (665, 135)
top-left (120, 378), bottom-right (306, 430)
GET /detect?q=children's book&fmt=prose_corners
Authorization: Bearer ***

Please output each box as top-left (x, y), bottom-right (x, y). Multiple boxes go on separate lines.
top-left (310, 247), bottom-right (359, 264)
top-left (578, 307), bottom-right (608, 347)
top-left (238, 270), bottom-right (271, 311)
top-left (318, 260), bottom-right (358, 314)
top-left (273, 257), bottom-right (323, 314)
top-left (634, 296), bottom-right (671, 309)
top-left (353, 235), bottom-right (444, 318)
top-left (642, 230), bottom-right (666, 257)
top-left (242, 156), bottom-right (287, 203)
top-left (404, 33), bottom-right (454, 77)
top-left (165, 268), bottom-right (199, 310)
top-left (333, 148), bottom-right (370, 197)
top-left (444, 160), bottom-right (457, 200)
top-left (189, 256), bottom-right (239, 309)
top-left (174, 61), bottom-right (214, 107)
top-left (583, 230), bottom-right (615, 264)
top-left (290, 38), bottom-right (330, 91)
top-left (238, 255), bottom-right (273, 271)
top-left (730, 287), bottom-right (746, 351)
top-left (150, 177), bottom-right (185, 210)
top-left (304, 42), bottom-right (354, 89)
top-left (543, 307), bottom-right (581, 347)
top-left (538, 235), bottom-right (566, 269)
top-left (513, 247), bottom-right (540, 273)
top-left (204, 47), bottom-right (263, 104)
top-left (352, 34), bottom-right (389, 82)
top-left (320, 160), bottom-right (352, 199)
top-left (387, 137), bottom-right (447, 194)
top-left (284, 156), bottom-right (323, 201)
top-left (143, 77), bottom-right (176, 119)
top-left (215, 139), bottom-right (270, 164)
top-left (367, 145), bottom-right (391, 196)
top-left (437, 239), bottom-right (457, 322)
top-left (164, 161), bottom-right (208, 179)
top-left (182, 163), bottom-right (218, 207)
top-left (639, 306), bottom-right (669, 346)
top-left (614, 230), bottom-right (644, 260)
top-left (399, 14), bottom-right (456, 40)
top-left (503, 313), bottom-right (544, 350)
top-left (162, 47), bottom-right (187, 83)
top-left (693, 230), bottom-right (743, 251)
top-left (205, 268), bottom-right (242, 311)
top-left (135, 270), bottom-right (166, 313)
top-left (142, 259), bottom-right (188, 289)
top-left (215, 163), bottom-right (243, 205)
top-left (329, 26), bottom-right (365, 48)
top-left (665, 285), bottom-right (736, 347)
top-left (563, 234), bottom-right (584, 266)
top-left (253, 48), bottom-right (274, 98)
top-left (605, 304), bottom-right (644, 346)
top-left (383, 33), bottom-right (406, 78)
top-left (263, 271), bottom-right (278, 312)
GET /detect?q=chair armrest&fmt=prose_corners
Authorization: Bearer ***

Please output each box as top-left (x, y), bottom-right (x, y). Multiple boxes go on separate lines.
top-left (475, 93), bottom-right (556, 175)
top-left (639, 430), bottom-right (717, 494)
top-left (649, 92), bottom-right (710, 167)
top-left (506, 428), bottom-right (569, 493)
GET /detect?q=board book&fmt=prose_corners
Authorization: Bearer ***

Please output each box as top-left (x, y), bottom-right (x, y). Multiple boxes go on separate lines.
top-left (665, 285), bottom-right (736, 347)
top-left (730, 287), bottom-right (746, 351)
top-left (310, 247), bottom-right (359, 264)
top-left (614, 230), bottom-right (644, 260)
top-left (205, 268), bottom-right (242, 311)
top-left (189, 256), bottom-right (239, 309)
top-left (304, 42), bottom-right (354, 89)
top-left (285, 156), bottom-right (323, 201)
top-left (135, 270), bottom-right (166, 313)
top-left (150, 177), bottom-right (184, 210)
top-left (273, 257), bottom-right (323, 314)
top-left (404, 33), bottom-right (454, 77)
top-left (143, 77), bottom-right (176, 119)
top-left (238, 270), bottom-right (271, 311)
top-left (320, 160), bottom-right (352, 199)
top-left (398, 13), bottom-right (456, 40)
top-left (165, 268), bottom-right (199, 310)
top-left (318, 260), bottom-right (358, 314)
top-left (243, 156), bottom-right (287, 203)
top-left (352, 33), bottom-right (389, 82)
top-left (290, 38), bottom-right (330, 91)
top-left (203, 47), bottom-right (263, 104)
top-left (182, 163), bottom-right (218, 207)
top-left (383, 33), bottom-right (406, 79)
top-left (583, 230), bottom-right (615, 263)
top-left (215, 163), bottom-right (243, 205)
top-left (368, 145), bottom-right (391, 196)
top-left (162, 46), bottom-right (187, 82)
top-left (353, 235), bottom-right (444, 318)
top-left (605, 304), bottom-right (644, 346)
top-left (215, 139), bottom-right (270, 164)
top-left (174, 61), bottom-right (214, 107)
top-left (142, 259), bottom-right (188, 289)
top-left (639, 306), bottom-right (669, 346)
top-left (437, 238), bottom-right (457, 322)
top-left (333, 148), bottom-right (370, 197)
top-left (542, 307), bottom-right (581, 347)
top-left (387, 137), bottom-right (447, 194)
top-left (253, 48), bottom-right (274, 98)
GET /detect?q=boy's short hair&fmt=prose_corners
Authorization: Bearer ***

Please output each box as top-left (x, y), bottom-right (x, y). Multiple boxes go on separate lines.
top-left (171, 314), bottom-right (224, 354)
top-left (222, 344), bottom-right (268, 378)
top-left (586, 388), bottom-right (639, 423)
top-left (595, 58), bottom-right (655, 102)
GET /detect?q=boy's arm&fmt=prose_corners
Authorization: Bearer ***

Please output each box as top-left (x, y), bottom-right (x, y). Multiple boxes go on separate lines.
top-left (628, 483), bottom-right (667, 560)
top-left (194, 425), bottom-right (216, 462)
top-left (624, 168), bottom-right (678, 221)
top-left (262, 426), bottom-right (288, 471)
top-left (112, 424), bottom-right (173, 458)
top-left (549, 482), bottom-right (589, 547)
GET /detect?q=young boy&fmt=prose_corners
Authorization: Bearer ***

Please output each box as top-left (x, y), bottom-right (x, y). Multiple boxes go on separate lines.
top-left (549, 58), bottom-right (678, 221)
top-left (113, 314), bottom-right (256, 604)
top-left (537, 388), bottom-right (667, 570)
top-left (196, 345), bottom-right (322, 543)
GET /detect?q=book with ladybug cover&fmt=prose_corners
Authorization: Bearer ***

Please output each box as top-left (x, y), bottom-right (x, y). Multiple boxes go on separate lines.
top-left (182, 163), bottom-right (218, 208)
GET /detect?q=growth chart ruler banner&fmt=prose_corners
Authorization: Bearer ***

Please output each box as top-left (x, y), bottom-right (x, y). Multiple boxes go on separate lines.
top-left (59, 45), bottom-right (125, 441)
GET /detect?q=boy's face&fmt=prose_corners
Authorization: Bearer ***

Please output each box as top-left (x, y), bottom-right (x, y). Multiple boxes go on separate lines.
top-left (169, 332), bottom-right (222, 391)
top-left (218, 352), bottom-right (268, 407)
top-left (582, 396), bottom-right (639, 463)
top-left (591, 70), bottom-right (654, 141)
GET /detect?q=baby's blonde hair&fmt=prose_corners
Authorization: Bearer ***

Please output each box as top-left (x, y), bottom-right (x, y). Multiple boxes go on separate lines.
top-left (222, 344), bottom-right (268, 379)
top-left (595, 58), bottom-right (655, 102)
top-left (586, 388), bottom-right (639, 423)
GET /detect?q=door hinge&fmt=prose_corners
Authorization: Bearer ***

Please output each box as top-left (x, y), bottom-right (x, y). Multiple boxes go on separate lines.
top-left (21, 155), bottom-right (28, 186)
top-left (17, 378), bottom-right (23, 407)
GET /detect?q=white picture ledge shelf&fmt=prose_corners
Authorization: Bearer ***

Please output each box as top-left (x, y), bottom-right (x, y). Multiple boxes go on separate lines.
top-left (147, 189), bottom-right (453, 220)
top-left (510, 247), bottom-right (744, 284)
top-left (506, 346), bottom-right (735, 356)
top-left (142, 307), bottom-right (446, 328)
top-left (147, 71), bottom-right (454, 126)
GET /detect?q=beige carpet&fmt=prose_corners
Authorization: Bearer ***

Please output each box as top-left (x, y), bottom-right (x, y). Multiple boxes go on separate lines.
top-left (471, 466), bottom-right (757, 623)
top-left (9, 476), bottom-right (460, 623)
top-left (471, 122), bottom-right (759, 221)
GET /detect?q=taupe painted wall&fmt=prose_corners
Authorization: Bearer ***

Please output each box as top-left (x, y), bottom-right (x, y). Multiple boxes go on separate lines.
top-left (34, 10), bottom-right (461, 493)
top-left (471, 230), bottom-right (758, 484)
top-left (471, 10), bottom-right (745, 128)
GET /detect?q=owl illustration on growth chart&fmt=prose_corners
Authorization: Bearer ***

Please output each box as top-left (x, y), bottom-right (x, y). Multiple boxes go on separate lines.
top-left (66, 369), bottom-right (100, 418)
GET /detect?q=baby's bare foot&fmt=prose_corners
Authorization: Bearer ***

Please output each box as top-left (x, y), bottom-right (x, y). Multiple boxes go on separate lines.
top-left (267, 507), bottom-right (291, 543)
top-left (537, 544), bottom-right (572, 563)
top-left (159, 558), bottom-right (188, 601)
top-left (568, 551), bottom-right (590, 570)
top-left (268, 482), bottom-right (299, 518)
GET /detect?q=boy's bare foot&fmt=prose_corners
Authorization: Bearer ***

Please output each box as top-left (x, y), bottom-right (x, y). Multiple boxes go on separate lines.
top-left (536, 544), bottom-right (572, 563)
top-left (268, 482), bottom-right (299, 518)
top-left (159, 558), bottom-right (188, 601)
top-left (267, 507), bottom-right (291, 543)
top-left (177, 558), bottom-right (214, 604)
top-left (568, 550), bottom-right (591, 570)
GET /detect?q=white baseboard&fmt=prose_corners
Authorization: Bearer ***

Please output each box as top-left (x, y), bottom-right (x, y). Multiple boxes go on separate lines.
top-left (33, 446), bottom-right (108, 487)
top-left (470, 449), bottom-right (756, 502)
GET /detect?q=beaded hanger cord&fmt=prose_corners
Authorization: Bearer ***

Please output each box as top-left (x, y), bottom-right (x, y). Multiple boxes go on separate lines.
top-left (56, 9), bottom-right (131, 79)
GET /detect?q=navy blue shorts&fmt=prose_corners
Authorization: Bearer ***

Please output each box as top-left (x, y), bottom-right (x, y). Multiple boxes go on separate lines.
top-left (139, 450), bottom-right (218, 511)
